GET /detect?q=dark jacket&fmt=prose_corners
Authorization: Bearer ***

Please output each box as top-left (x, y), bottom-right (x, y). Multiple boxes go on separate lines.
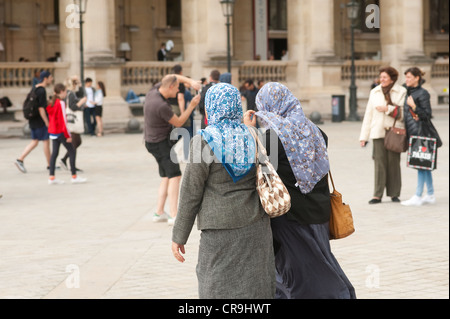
top-left (403, 84), bottom-right (432, 138)
top-left (265, 129), bottom-right (331, 225)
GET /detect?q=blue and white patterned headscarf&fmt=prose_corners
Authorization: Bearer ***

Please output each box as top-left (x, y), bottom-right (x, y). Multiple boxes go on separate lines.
top-left (199, 83), bottom-right (256, 183)
top-left (255, 82), bottom-right (330, 194)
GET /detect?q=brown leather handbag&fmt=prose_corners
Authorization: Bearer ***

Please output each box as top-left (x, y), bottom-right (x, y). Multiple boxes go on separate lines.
top-left (384, 118), bottom-right (408, 153)
top-left (329, 171), bottom-right (355, 240)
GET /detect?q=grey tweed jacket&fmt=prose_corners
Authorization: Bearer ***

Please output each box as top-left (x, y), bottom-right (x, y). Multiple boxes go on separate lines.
top-left (172, 135), bottom-right (266, 245)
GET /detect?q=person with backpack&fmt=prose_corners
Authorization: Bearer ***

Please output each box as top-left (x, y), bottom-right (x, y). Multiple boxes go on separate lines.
top-left (14, 71), bottom-right (53, 173)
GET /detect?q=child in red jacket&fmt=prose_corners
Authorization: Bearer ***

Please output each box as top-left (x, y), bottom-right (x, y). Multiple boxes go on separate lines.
top-left (47, 83), bottom-right (86, 185)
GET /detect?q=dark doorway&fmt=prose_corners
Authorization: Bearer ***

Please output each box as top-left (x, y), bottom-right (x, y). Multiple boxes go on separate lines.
top-left (269, 38), bottom-right (287, 60)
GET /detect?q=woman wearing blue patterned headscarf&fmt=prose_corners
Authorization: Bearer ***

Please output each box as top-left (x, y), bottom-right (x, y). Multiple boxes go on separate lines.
top-left (200, 83), bottom-right (256, 182)
top-left (244, 82), bottom-right (356, 299)
top-left (255, 82), bottom-right (330, 193)
top-left (172, 83), bottom-right (275, 299)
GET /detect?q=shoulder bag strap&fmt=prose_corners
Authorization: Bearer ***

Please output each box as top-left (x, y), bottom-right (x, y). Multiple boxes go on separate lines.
top-left (246, 126), bottom-right (269, 164)
top-left (328, 170), bottom-right (336, 193)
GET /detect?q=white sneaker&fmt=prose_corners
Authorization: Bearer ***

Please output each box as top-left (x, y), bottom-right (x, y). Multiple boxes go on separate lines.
top-left (422, 195), bottom-right (436, 205)
top-left (71, 176), bottom-right (87, 184)
top-left (152, 213), bottom-right (168, 223)
top-left (48, 178), bottom-right (65, 185)
top-left (167, 216), bottom-right (176, 226)
top-left (401, 195), bottom-right (423, 207)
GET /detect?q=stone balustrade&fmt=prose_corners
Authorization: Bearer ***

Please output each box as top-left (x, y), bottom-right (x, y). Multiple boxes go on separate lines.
top-left (431, 61), bottom-right (449, 79)
top-left (0, 62), bottom-right (69, 88)
top-left (341, 60), bottom-right (386, 81)
top-left (238, 61), bottom-right (291, 83)
top-left (121, 62), bottom-right (192, 86)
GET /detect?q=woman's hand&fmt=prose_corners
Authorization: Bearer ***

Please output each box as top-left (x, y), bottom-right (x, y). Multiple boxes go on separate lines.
top-left (360, 140), bottom-right (367, 148)
top-left (407, 96), bottom-right (416, 110)
top-left (243, 110), bottom-right (257, 127)
top-left (67, 137), bottom-right (72, 144)
top-left (375, 105), bottom-right (388, 112)
top-left (172, 242), bottom-right (186, 263)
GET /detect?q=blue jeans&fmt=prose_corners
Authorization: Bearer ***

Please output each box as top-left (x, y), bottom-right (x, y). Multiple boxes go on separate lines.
top-left (416, 169), bottom-right (434, 197)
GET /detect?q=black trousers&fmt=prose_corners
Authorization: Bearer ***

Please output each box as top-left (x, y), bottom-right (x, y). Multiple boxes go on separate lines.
top-left (50, 134), bottom-right (76, 176)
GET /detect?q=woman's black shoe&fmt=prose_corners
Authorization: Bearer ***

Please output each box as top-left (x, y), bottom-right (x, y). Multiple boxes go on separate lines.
top-left (368, 198), bottom-right (382, 204)
top-left (391, 197), bottom-right (400, 202)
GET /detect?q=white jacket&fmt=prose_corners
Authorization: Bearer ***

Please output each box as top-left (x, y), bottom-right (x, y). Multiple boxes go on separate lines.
top-left (359, 83), bottom-right (407, 141)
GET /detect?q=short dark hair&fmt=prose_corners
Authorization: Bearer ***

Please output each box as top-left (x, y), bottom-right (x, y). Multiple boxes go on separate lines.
top-left (210, 70), bottom-right (220, 82)
top-left (244, 79), bottom-right (254, 86)
top-left (172, 64), bottom-right (182, 74)
top-left (85, 78), bottom-right (93, 83)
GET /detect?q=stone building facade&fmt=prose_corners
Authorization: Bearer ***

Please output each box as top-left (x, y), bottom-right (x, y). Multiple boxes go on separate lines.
top-left (0, 0), bottom-right (448, 126)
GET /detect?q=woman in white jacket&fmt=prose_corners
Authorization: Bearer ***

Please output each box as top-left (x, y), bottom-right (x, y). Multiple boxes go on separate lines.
top-left (359, 67), bottom-right (407, 204)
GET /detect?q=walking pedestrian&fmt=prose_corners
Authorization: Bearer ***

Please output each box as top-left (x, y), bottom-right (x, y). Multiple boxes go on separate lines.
top-left (244, 82), bottom-right (356, 299)
top-left (144, 74), bottom-right (201, 226)
top-left (172, 83), bottom-right (275, 299)
top-left (14, 71), bottom-right (53, 173)
top-left (359, 66), bottom-right (407, 204)
top-left (46, 83), bottom-right (86, 185)
top-left (94, 81), bottom-right (106, 137)
top-left (401, 67), bottom-right (437, 206)
top-left (60, 76), bottom-right (87, 172)
top-left (198, 69), bottom-right (220, 129)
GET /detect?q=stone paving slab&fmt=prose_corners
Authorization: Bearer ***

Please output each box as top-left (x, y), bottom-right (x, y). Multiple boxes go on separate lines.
top-left (0, 115), bottom-right (448, 299)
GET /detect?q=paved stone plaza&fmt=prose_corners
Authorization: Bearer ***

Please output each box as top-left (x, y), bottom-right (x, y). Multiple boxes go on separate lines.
top-left (0, 112), bottom-right (448, 299)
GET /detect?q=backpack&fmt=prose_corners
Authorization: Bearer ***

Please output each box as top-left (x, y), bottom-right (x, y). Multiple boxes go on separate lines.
top-left (23, 88), bottom-right (40, 120)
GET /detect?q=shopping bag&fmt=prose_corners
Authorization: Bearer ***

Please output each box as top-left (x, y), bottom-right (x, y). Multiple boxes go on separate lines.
top-left (407, 136), bottom-right (437, 171)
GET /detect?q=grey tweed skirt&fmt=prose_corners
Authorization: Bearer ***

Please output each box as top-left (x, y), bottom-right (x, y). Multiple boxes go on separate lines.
top-left (196, 215), bottom-right (275, 299)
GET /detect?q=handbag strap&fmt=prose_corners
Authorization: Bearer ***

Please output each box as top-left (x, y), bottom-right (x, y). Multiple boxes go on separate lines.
top-left (328, 170), bottom-right (336, 193)
top-left (246, 126), bottom-right (268, 163)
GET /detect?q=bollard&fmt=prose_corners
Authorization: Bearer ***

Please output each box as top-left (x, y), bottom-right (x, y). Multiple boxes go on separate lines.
top-left (127, 118), bottom-right (141, 133)
top-left (23, 123), bottom-right (31, 137)
top-left (310, 111), bottom-right (324, 125)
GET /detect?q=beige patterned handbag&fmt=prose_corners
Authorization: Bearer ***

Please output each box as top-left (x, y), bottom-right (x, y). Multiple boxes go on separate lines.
top-left (247, 127), bottom-right (291, 218)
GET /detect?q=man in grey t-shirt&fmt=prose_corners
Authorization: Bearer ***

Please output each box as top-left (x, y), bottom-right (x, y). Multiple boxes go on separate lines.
top-left (144, 74), bottom-right (200, 225)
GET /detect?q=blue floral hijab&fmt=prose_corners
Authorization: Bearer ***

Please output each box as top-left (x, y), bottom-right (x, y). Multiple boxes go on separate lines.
top-left (255, 82), bottom-right (330, 194)
top-left (199, 83), bottom-right (256, 183)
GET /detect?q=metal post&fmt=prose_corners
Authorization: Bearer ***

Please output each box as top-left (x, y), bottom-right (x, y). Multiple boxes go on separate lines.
top-left (226, 15), bottom-right (231, 73)
top-left (79, 11), bottom-right (85, 87)
top-left (348, 22), bottom-right (359, 121)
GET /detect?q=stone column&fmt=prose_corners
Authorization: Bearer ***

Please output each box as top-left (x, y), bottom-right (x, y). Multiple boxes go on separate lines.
top-left (182, 0), bottom-right (202, 80)
top-left (287, 0), bottom-right (343, 115)
top-left (58, 0), bottom-right (82, 79)
top-left (81, 0), bottom-right (131, 129)
top-left (205, 0), bottom-right (229, 61)
top-left (401, 0), bottom-right (425, 59)
top-left (310, 0), bottom-right (336, 60)
top-left (380, 0), bottom-right (402, 68)
top-left (84, 0), bottom-right (114, 62)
